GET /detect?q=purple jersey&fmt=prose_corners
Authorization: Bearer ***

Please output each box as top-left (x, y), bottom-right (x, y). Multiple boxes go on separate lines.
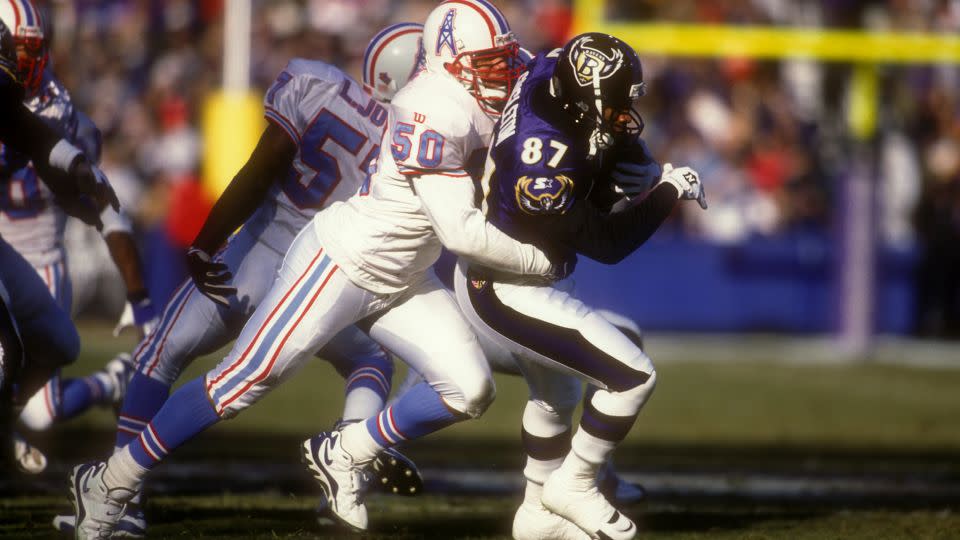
top-left (485, 52), bottom-right (604, 263)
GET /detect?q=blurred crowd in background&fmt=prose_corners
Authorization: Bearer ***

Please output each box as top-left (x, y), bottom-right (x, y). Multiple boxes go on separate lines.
top-left (30, 0), bottom-right (960, 337)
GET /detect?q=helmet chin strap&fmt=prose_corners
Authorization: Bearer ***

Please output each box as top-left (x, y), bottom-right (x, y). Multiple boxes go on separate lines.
top-left (587, 67), bottom-right (613, 159)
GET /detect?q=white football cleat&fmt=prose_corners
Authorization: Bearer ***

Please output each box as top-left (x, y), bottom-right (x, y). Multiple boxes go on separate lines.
top-left (371, 446), bottom-right (424, 496)
top-left (598, 462), bottom-right (646, 505)
top-left (301, 431), bottom-right (369, 531)
top-left (542, 470), bottom-right (638, 540)
top-left (69, 461), bottom-right (136, 539)
top-left (13, 432), bottom-right (47, 474)
top-left (53, 500), bottom-right (147, 538)
top-left (512, 499), bottom-right (592, 540)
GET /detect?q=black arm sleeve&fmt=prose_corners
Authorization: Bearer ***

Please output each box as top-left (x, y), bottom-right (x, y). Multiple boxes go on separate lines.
top-left (0, 101), bottom-right (63, 167)
top-left (191, 122), bottom-right (297, 253)
top-left (558, 182), bottom-right (680, 264)
top-left (0, 102), bottom-right (93, 205)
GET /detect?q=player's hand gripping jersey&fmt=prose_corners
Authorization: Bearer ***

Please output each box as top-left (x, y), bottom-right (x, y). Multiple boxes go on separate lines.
top-left (314, 68), bottom-right (554, 294)
top-left (0, 69), bottom-right (99, 268)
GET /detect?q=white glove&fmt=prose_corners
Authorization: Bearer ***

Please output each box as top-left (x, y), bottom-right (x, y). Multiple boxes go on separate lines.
top-left (657, 163), bottom-right (707, 209)
top-left (113, 298), bottom-right (160, 339)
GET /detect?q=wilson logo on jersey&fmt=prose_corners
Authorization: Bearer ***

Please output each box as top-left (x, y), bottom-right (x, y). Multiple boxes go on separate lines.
top-left (569, 35), bottom-right (624, 87)
top-left (436, 9), bottom-right (457, 56)
top-left (515, 175), bottom-right (574, 215)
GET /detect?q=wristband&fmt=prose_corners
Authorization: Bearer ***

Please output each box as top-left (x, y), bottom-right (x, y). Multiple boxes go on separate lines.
top-left (48, 139), bottom-right (83, 173)
top-left (130, 296), bottom-right (156, 326)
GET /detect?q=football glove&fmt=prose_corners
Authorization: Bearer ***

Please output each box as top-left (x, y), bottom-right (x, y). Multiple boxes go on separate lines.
top-left (547, 253), bottom-right (577, 282)
top-left (658, 163), bottom-right (707, 209)
top-left (113, 296), bottom-right (159, 339)
top-left (57, 159), bottom-right (121, 231)
top-left (71, 159), bottom-right (120, 213)
top-left (610, 138), bottom-right (662, 198)
top-left (186, 247), bottom-right (236, 308)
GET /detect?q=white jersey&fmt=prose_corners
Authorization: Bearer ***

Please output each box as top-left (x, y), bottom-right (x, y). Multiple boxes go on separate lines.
top-left (314, 70), bottom-right (494, 294)
top-left (0, 70), bottom-right (97, 268)
top-left (256, 58), bottom-right (389, 246)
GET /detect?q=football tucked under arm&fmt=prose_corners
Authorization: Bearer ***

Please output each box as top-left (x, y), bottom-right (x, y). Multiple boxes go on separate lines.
top-left (414, 172), bottom-right (560, 280)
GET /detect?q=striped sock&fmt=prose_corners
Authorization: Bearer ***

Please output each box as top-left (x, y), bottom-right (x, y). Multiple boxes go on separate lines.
top-left (359, 382), bottom-right (464, 456)
top-left (115, 372), bottom-right (171, 448)
top-left (341, 357), bottom-right (392, 422)
top-left (127, 377), bottom-right (219, 470)
top-left (57, 376), bottom-right (108, 421)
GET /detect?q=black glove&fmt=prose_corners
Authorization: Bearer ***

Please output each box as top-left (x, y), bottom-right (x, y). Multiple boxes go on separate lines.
top-left (186, 247), bottom-right (236, 308)
top-left (547, 252), bottom-right (577, 281)
top-left (70, 159), bottom-right (120, 212)
top-left (610, 137), bottom-right (662, 198)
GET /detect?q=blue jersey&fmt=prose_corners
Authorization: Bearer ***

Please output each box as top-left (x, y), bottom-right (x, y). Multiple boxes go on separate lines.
top-left (484, 52), bottom-right (604, 264)
top-left (0, 68), bottom-right (100, 266)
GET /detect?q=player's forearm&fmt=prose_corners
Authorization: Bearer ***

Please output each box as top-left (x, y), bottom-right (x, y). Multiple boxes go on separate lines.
top-left (192, 124), bottom-right (294, 253)
top-left (191, 171), bottom-right (269, 253)
top-left (449, 210), bottom-right (556, 276)
top-left (567, 182), bottom-right (679, 264)
top-left (104, 231), bottom-right (149, 300)
top-left (0, 103), bottom-right (73, 175)
top-left (415, 175), bottom-right (555, 277)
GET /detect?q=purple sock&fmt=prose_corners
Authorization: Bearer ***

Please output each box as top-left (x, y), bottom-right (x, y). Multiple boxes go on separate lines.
top-left (365, 381), bottom-right (464, 447)
top-left (115, 372), bottom-right (171, 448)
top-left (127, 377), bottom-right (220, 470)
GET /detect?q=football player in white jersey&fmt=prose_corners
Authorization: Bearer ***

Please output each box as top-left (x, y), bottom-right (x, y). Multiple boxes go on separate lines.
top-left (59, 23), bottom-right (426, 539)
top-left (69, 1), bottom-right (567, 536)
top-left (0, 0), bottom-right (157, 474)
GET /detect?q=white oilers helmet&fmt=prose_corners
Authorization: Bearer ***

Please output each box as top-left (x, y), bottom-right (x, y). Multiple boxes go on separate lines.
top-left (0, 0), bottom-right (47, 96)
top-left (362, 22), bottom-right (423, 103)
top-left (421, 0), bottom-right (522, 116)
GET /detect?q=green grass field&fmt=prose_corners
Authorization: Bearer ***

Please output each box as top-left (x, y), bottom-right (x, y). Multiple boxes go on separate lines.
top-left (2, 323), bottom-right (959, 538)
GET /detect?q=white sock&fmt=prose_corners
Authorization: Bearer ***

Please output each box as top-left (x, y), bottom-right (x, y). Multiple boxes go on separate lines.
top-left (341, 387), bottom-right (384, 424)
top-left (523, 480), bottom-right (546, 506)
top-left (553, 429), bottom-right (613, 491)
top-left (570, 426), bottom-right (616, 466)
top-left (339, 421), bottom-right (381, 463)
top-left (103, 446), bottom-right (147, 499)
top-left (19, 388), bottom-right (55, 431)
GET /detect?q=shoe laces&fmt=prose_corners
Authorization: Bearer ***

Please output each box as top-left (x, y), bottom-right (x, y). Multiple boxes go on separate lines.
top-left (346, 465), bottom-right (371, 506)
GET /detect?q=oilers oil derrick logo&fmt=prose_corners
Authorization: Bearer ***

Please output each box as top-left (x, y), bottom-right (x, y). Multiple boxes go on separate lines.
top-left (568, 35), bottom-right (624, 87)
top-left (515, 175), bottom-right (574, 215)
top-left (436, 9), bottom-right (458, 56)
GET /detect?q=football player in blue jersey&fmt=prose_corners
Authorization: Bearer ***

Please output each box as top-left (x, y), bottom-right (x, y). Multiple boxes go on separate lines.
top-left (0, 5), bottom-right (136, 475)
top-left (453, 33), bottom-right (706, 540)
top-left (0, 19), bottom-right (117, 228)
top-left (0, 0), bottom-right (158, 477)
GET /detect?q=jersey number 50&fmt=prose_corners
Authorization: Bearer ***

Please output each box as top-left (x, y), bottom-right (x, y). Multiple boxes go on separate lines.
top-left (391, 123), bottom-right (445, 168)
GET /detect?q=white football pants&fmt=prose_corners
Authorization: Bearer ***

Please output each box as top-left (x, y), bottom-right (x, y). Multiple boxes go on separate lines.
top-left (206, 223), bottom-right (493, 419)
top-left (133, 212), bottom-right (381, 386)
